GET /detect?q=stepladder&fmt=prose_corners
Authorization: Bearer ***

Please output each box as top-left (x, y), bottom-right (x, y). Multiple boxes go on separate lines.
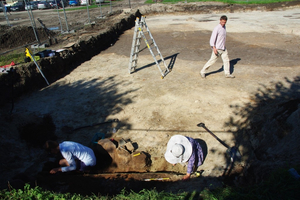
top-left (128, 16), bottom-right (170, 79)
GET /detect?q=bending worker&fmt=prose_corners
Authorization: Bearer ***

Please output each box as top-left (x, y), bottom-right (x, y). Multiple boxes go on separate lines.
top-left (164, 135), bottom-right (204, 180)
top-left (45, 140), bottom-right (97, 174)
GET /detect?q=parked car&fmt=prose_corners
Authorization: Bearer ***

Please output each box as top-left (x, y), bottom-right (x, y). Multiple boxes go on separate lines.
top-left (10, 2), bottom-right (25, 12)
top-left (37, 1), bottom-right (50, 9)
top-left (48, 0), bottom-right (62, 8)
top-left (68, 0), bottom-right (79, 6)
top-left (25, 1), bottom-right (39, 10)
top-left (96, 0), bottom-right (104, 3)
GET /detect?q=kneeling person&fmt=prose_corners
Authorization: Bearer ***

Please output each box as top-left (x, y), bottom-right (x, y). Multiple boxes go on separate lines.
top-left (164, 135), bottom-right (204, 180)
top-left (45, 140), bottom-right (97, 174)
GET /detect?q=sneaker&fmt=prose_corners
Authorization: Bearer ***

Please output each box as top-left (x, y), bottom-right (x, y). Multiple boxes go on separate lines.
top-left (200, 72), bottom-right (206, 78)
top-left (225, 74), bottom-right (235, 78)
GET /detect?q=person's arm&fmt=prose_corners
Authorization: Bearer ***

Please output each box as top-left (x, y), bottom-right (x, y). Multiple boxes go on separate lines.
top-left (210, 26), bottom-right (219, 55)
top-left (60, 152), bottom-right (77, 172)
top-left (183, 151), bottom-right (196, 180)
top-left (183, 173), bottom-right (191, 180)
top-left (50, 167), bottom-right (62, 174)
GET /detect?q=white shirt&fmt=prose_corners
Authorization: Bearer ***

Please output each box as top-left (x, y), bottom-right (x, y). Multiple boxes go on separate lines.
top-left (59, 141), bottom-right (96, 172)
top-left (209, 23), bottom-right (227, 50)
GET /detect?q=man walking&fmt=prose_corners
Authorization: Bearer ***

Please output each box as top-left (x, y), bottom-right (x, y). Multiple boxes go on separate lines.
top-left (200, 15), bottom-right (235, 78)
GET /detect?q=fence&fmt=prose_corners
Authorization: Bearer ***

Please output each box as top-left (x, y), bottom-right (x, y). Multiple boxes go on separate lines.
top-left (0, 0), bottom-right (294, 54)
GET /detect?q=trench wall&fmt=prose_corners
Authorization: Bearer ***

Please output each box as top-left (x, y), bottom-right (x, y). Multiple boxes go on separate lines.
top-left (0, 10), bottom-right (142, 107)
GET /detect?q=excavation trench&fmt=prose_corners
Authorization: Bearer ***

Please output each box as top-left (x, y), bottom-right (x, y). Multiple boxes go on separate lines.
top-left (1, 1), bottom-right (300, 196)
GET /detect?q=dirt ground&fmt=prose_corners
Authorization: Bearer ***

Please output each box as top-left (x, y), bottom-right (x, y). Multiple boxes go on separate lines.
top-left (1, 1), bottom-right (300, 196)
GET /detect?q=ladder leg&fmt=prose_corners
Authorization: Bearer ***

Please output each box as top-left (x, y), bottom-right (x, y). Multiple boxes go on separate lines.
top-left (128, 17), bottom-right (141, 74)
top-left (129, 16), bottom-right (170, 78)
top-left (141, 16), bottom-right (169, 78)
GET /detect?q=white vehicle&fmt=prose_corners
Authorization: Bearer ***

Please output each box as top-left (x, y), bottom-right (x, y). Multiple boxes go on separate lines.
top-left (80, 0), bottom-right (88, 6)
top-left (38, 1), bottom-right (51, 9)
top-left (96, 0), bottom-right (104, 3)
top-left (25, 1), bottom-right (38, 10)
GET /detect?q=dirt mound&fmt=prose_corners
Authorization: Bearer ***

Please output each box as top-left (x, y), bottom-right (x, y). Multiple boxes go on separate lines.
top-left (0, 26), bottom-right (54, 51)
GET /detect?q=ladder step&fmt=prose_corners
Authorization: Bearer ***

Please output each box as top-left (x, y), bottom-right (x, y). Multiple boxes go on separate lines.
top-left (129, 17), bottom-right (168, 78)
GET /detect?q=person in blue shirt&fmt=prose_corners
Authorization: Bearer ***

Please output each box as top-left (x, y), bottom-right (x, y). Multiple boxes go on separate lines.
top-left (45, 140), bottom-right (97, 174)
top-left (164, 135), bottom-right (204, 180)
top-left (4, 4), bottom-right (11, 15)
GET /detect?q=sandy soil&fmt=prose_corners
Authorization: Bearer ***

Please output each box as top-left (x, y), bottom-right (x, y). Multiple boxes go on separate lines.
top-left (1, 1), bottom-right (300, 196)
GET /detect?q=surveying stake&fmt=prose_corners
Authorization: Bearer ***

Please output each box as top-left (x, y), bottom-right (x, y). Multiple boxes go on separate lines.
top-left (128, 16), bottom-right (170, 79)
top-left (25, 48), bottom-right (49, 86)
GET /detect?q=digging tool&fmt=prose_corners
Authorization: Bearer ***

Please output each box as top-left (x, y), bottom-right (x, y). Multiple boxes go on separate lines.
top-left (197, 123), bottom-right (241, 162)
top-left (37, 18), bottom-right (58, 45)
top-left (144, 178), bottom-right (170, 181)
top-left (25, 48), bottom-right (49, 85)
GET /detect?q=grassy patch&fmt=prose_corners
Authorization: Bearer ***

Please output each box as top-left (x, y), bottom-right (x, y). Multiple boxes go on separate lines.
top-left (62, 4), bottom-right (101, 11)
top-left (1, 166), bottom-right (299, 199)
top-left (0, 50), bottom-right (26, 66)
top-left (0, 185), bottom-right (186, 199)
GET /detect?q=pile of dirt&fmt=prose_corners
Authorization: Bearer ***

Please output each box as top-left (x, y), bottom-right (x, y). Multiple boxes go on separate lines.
top-left (0, 26), bottom-right (55, 51)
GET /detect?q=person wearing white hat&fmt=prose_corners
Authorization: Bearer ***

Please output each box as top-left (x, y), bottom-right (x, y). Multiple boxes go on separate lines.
top-left (164, 135), bottom-right (204, 180)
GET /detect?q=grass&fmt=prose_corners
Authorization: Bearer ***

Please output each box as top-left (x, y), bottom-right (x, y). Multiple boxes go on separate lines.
top-left (0, 185), bottom-right (185, 199)
top-left (62, 4), bottom-right (104, 11)
top-left (0, 47), bottom-right (48, 66)
top-left (0, 50), bottom-right (26, 66)
top-left (1, 166), bottom-right (299, 199)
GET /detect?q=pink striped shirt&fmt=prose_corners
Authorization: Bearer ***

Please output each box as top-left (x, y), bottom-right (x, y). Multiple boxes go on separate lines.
top-left (209, 23), bottom-right (227, 50)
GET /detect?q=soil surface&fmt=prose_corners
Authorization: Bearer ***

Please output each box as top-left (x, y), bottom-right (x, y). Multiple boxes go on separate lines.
top-left (1, 1), bottom-right (300, 197)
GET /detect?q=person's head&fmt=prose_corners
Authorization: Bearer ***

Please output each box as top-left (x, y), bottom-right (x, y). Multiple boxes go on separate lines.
top-left (220, 15), bottom-right (227, 27)
top-left (164, 135), bottom-right (193, 164)
top-left (44, 140), bottom-right (60, 154)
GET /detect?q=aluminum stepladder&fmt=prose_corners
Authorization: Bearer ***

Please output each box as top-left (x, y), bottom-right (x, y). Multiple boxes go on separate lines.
top-left (128, 16), bottom-right (170, 79)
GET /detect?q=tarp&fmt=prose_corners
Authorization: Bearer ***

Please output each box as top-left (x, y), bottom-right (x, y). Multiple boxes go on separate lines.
top-left (0, 61), bottom-right (15, 73)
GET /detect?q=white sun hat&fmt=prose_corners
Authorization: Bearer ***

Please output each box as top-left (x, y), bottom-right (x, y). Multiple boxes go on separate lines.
top-left (164, 135), bottom-right (193, 164)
